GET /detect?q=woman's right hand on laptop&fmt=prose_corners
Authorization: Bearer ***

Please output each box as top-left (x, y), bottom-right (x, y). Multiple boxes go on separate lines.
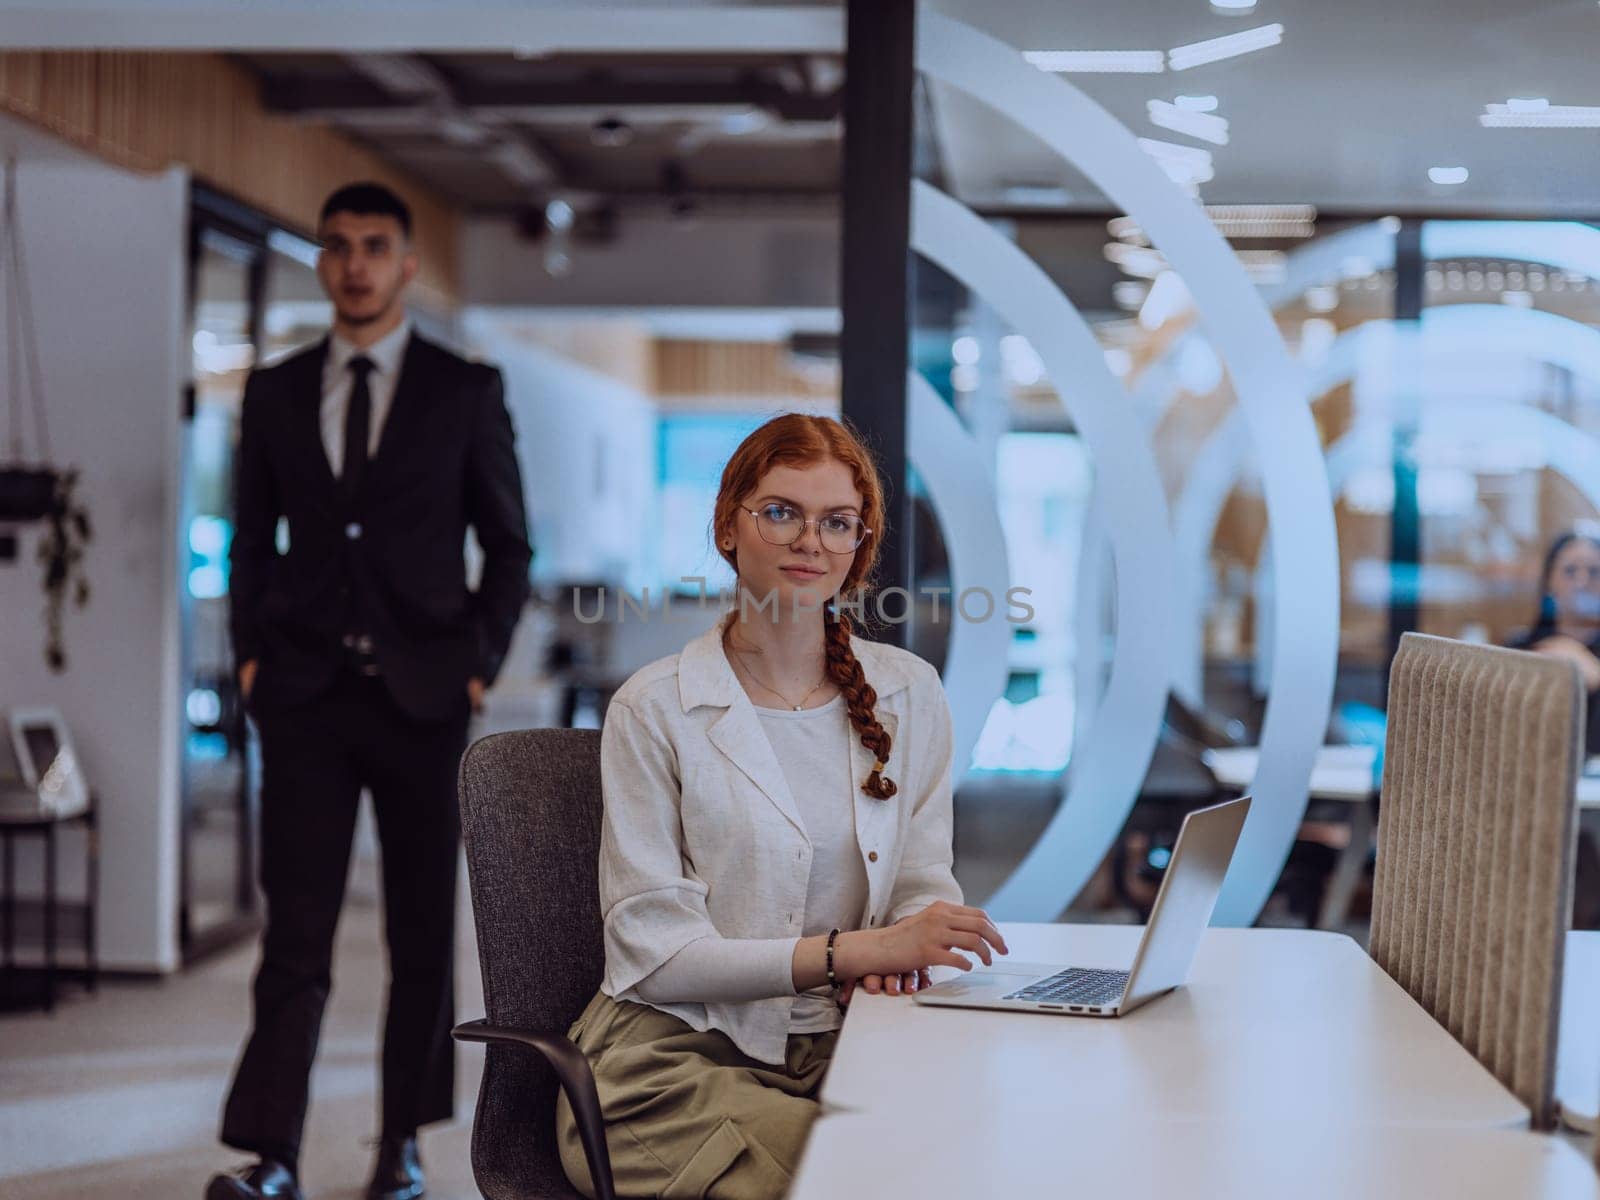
top-left (842, 901), bottom-right (1009, 977)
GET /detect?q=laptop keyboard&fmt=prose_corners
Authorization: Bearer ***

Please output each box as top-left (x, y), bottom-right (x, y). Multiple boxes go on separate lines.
top-left (1003, 967), bottom-right (1129, 1007)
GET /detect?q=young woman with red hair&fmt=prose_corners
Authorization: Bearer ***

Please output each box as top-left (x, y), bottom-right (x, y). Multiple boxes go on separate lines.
top-left (556, 413), bottom-right (1007, 1199)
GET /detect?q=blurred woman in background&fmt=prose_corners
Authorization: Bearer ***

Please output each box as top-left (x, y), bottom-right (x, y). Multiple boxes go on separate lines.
top-left (1509, 528), bottom-right (1600, 754)
top-left (1509, 527), bottom-right (1600, 927)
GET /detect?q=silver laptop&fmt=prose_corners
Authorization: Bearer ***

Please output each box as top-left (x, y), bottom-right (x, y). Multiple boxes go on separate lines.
top-left (913, 796), bottom-right (1250, 1018)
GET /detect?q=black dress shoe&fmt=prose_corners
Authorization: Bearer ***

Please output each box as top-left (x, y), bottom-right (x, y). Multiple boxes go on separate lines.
top-left (366, 1135), bottom-right (425, 1200)
top-left (205, 1158), bottom-right (304, 1200)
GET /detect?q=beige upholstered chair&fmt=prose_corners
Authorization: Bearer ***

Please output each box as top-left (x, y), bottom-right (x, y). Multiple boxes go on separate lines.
top-left (1371, 632), bottom-right (1584, 1129)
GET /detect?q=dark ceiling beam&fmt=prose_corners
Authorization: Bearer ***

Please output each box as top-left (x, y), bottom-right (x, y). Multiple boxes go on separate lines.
top-left (343, 52), bottom-right (455, 102)
top-left (261, 76), bottom-right (393, 113)
top-left (465, 76), bottom-right (843, 122)
top-left (484, 184), bottom-right (840, 206)
top-left (306, 53), bottom-right (566, 190)
top-left (262, 75), bottom-right (842, 124)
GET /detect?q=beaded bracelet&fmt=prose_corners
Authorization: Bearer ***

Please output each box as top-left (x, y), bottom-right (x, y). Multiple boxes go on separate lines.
top-left (826, 928), bottom-right (842, 991)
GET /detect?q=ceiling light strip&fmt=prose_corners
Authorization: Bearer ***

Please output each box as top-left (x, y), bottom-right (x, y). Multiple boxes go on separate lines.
top-left (1168, 23), bottom-right (1285, 70)
top-left (1480, 103), bottom-right (1600, 128)
top-left (1147, 99), bottom-right (1230, 145)
top-left (1024, 49), bottom-right (1166, 74)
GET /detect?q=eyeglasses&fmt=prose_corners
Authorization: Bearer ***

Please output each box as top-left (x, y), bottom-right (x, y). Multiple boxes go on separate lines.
top-left (741, 503), bottom-right (871, 554)
top-left (1558, 563), bottom-right (1600, 584)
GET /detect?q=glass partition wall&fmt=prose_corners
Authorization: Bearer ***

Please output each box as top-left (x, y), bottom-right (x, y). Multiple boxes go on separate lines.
top-left (177, 187), bottom-right (325, 961)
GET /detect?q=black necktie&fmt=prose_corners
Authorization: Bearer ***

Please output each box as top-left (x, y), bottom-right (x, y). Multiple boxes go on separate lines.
top-left (341, 355), bottom-right (375, 498)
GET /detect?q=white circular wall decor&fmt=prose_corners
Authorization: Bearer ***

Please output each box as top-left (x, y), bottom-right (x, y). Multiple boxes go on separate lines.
top-left (918, 14), bottom-right (1339, 925)
top-left (906, 368), bottom-right (1013, 783)
top-left (911, 181), bottom-right (1176, 920)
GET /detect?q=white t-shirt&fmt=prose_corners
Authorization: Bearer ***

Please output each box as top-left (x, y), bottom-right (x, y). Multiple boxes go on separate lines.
top-left (755, 694), bottom-right (869, 1032)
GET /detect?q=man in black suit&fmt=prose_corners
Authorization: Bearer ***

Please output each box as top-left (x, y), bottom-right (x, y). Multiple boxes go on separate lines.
top-left (209, 183), bottom-right (532, 1200)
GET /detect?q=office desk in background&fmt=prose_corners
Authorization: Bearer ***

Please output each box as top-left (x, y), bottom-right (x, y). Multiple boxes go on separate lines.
top-left (1204, 744), bottom-right (1600, 808)
top-left (1202, 744), bottom-right (1380, 805)
top-left (1202, 746), bottom-right (1600, 929)
top-left (1202, 745), bottom-right (1377, 929)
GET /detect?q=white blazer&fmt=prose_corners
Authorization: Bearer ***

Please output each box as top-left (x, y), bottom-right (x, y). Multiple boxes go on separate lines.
top-left (596, 607), bottom-right (964, 1064)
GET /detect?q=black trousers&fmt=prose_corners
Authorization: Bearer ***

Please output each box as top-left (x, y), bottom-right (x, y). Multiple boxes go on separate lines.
top-left (221, 669), bottom-right (470, 1163)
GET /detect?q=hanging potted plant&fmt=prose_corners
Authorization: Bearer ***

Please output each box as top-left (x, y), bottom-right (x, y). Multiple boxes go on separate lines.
top-left (0, 464), bottom-right (57, 520)
top-left (36, 468), bottom-right (92, 671)
top-left (2, 157), bottom-right (92, 670)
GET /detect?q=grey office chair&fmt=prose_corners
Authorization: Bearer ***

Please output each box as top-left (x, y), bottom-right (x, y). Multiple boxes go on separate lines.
top-left (1371, 633), bottom-right (1583, 1129)
top-left (454, 728), bottom-right (616, 1200)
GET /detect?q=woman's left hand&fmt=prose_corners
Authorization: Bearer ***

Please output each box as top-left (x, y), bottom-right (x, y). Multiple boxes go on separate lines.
top-left (837, 968), bottom-right (932, 1007)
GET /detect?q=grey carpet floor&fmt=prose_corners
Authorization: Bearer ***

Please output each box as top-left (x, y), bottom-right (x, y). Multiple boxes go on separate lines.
top-left (0, 850), bottom-right (486, 1199)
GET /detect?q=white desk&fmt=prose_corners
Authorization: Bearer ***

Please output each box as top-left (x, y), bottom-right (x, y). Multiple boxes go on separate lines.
top-left (1559, 930), bottom-right (1600, 1133)
top-left (1203, 744), bottom-right (1379, 804)
top-left (820, 925), bottom-right (1528, 1129)
top-left (791, 1108), bottom-right (1598, 1200)
top-left (1207, 746), bottom-right (1600, 808)
top-left (1203, 745), bottom-right (1378, 928)
top-left (1581, 762), bottom-right (1600, 809)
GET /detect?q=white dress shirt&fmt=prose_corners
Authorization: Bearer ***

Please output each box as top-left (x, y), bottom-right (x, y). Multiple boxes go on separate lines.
top-left (320, 317), bottom-right (412, 474)
top-left (596, 606), bottom-right (963, 1065)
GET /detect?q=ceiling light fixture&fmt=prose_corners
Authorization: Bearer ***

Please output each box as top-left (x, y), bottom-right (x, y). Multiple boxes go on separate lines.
top-left (1168, 23), bottom-right (1285, 70)
top-left (590, 116), bottom-right (635, 148)
top-left (1427, 166), bottom-right (1469, 185)
top-left (1112, 280), bottom-right (1150, 311)
top-left (720, 109), bottom-right (768, 135)
top-left (1204, 204), bottom-right (1318, 238)
top-left (1137, 137), bottom-right (1215, 186)
top-left (1107, 215), bottom-right (1151, 245)
top-left (1103, 241), bottom-right (1168, 278)
top-left (436, 116), bottom-right (488, 147)
top-left (1234, 249), bottom-right (1288, 285)
top-left (1481, 101), bottom-right (1600, 128)
top-left (1110, 204), bottom-right (1317, 243)
top-left (544, 198), bottom-right (576, 233)
top-left (1024, 49), bottom-right (1166, 73)
top-left (1147, 99), bottom-right (1230, 145)
top-left (1304, 285), bottom-right (1339, 313)
top-left (1174, 94), bottom-right (1220, 112)
top-left (485, 141), bottom-right (546, 187)
top-left (1210, 0), bottom-right (1258, 11)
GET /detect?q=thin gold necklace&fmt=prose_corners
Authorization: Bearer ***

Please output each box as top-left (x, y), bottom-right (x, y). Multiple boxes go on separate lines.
top-left (726, 633), bottom-right (830, 711)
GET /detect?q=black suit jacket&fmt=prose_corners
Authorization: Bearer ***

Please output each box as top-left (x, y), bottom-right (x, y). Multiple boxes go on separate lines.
top-left (229, 331), bottom-right (533, 721)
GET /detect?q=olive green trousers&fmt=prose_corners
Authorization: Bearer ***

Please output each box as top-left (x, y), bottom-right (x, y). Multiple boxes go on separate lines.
top-left (555, 991), bottom-right (838, 1200)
